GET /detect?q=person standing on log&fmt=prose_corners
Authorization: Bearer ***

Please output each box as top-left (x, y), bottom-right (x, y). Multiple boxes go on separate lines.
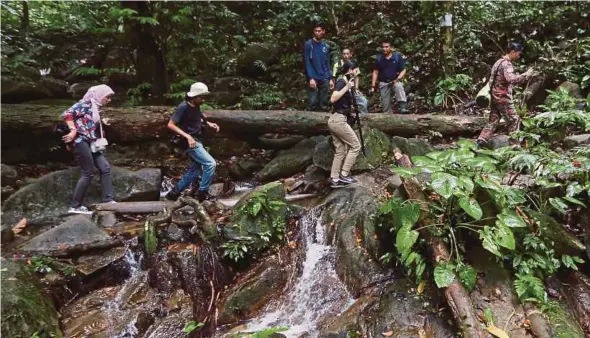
top-left (304, 22), bottom-right (334, 111)
top-left (165, 82), bottom-right (220, 202)
top-left (332, 47), bottom-right (369, 114)
top-left (61, 84), bottom-right (116, 214)
top-left (476, 42), bottom-right (534, 147)
top-left (370, 40), bottom-right (408, 114)
top-left (328, 61), bottom-right (361, 188)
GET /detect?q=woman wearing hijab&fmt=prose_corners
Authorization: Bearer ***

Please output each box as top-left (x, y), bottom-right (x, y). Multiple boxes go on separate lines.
top-left (61, 84), bottom-right (116, 214)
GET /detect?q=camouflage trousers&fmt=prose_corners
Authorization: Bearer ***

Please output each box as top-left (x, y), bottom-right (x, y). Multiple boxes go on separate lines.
top-left (477, 98), bottom-right (520, 142)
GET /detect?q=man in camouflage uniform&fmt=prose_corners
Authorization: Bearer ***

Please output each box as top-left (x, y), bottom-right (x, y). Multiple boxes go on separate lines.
top-left (477, 42), bottom-right (534, 146)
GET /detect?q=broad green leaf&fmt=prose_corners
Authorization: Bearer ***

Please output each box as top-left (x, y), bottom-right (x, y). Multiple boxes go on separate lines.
top-left (457, 264), bottom-right (477, 291)
top-left (563, 196), bottom-right (586, 207)
top-left (483, 308), bottom-right (495, 326)
top-left (502, 187), bottom-right (527, 205)
top-left (400, 202), bottom-right (421, 227)
top-left (396, 225), bottom-right (419, 255)
top-left (475, 176), bottom-right (502, 191)
top-left (434, 263), bottom-right (456, 288)
top-left (430, 172), bottom-right (459, 199)
top-left (425, 151), bottom-right (445, 161)
top-left (458, 176), bottom-right (475, 194)
top-left (494, 223), bottom-right (515, 250)
top-left (459, 196), bottom-right (483, 220)
top-left (418, 164), bottom-right (444, 174)
top-left (465, 157), bottom-right (498, 172)
top-left (549, 197), bottom-right (569, 214)
top-left (536, 178), bottom-right (562, 188)
top-left (412, 156), bottom-right (434, 166)
top-left (252, 201), bottom-right (262, 216)
top-left (392, 166), bottom-right (418, 178)
top-left (456, 139), bottom-right (477, 149)
top-left (480, 226), bottom-right (502, 257)
top-left (561, 254), bottom-right (579, 270)
top-left (415, 261), bottom-right (426, 281)
top-left (566, 182), bottom-right (583, 197)
top-left (183, 320), bottom-right (205, 333)
top-left (497, 210), bottom-right (526, 228)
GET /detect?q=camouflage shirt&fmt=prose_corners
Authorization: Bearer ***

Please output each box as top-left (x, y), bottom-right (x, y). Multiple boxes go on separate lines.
top-left (489, 57), bottom-right (527, 101)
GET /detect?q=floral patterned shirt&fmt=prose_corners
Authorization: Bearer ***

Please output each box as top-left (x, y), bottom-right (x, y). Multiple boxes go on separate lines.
top-left (61, 100), bottom-right (100, 146)
top-left (490, 58), bottom-right (527, 101)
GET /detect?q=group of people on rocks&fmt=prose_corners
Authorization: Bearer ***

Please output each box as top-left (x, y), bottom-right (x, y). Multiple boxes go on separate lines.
top-left (60, 22), bottom-right (534, 212)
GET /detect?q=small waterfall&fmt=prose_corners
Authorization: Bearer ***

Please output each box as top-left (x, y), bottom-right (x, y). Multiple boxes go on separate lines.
top-left (244, 207), bottom-right (354, 337)
top-left (103, 245), bottom-right (147, 338)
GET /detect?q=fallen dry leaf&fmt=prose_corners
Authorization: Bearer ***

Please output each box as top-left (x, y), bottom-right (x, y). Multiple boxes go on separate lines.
top-left (382, 331), bottom-right (394, 337)
top-left (12, 218), bottom-right (28, 234)
top-left (57, 243), bottom-right (69, 250)
top-left (417, 280), bottom-right (426, 295)
top-left (487, 325), bottom-right (509, 338)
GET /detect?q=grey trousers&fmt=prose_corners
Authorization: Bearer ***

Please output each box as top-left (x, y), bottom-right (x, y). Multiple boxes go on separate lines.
top-left (379, 81), bottom-right (407, 114)
top-left (71, 141), bottom-right (113, 208)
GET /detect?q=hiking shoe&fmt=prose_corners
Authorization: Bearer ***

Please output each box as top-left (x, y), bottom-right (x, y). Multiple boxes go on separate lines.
top-left (476, 138), bottom-right (487, 149)
top-left (165, 190), bottom-right (181, 201)
top-left (339, 175), bottom-right (357, 184)
top-left (397, 101), bottom-right (409, 114)
top-left (197, 190), bottom-right (216, 203)
top-left (330, 178), bottom-right (349, 188)
top-left (68, 206), bottom-right (93, 215)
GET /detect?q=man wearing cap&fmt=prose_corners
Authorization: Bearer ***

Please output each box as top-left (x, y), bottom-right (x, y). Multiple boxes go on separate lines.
top-left (166, 82), bottom-right (220, 202)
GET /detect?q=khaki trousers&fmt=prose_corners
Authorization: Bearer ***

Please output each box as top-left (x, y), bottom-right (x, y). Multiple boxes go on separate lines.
top-left (328, 113), bottom-right (361, 179)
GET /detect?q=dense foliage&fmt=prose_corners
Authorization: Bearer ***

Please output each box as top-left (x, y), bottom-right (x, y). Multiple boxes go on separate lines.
top-left (2, 1), bottom-right (589, 108)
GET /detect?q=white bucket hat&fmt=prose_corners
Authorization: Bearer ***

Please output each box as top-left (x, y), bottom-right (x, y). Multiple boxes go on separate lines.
top-left (187, 82), bottom-right (210, 97)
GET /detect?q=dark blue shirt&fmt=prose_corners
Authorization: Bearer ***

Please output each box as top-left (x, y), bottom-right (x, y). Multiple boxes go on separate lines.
top-left (373, 52), bottom-right (406, 83)
top-left (304, 39), bottom-right (332, 81)
top-left (171, 101), bottom-right (205, 136)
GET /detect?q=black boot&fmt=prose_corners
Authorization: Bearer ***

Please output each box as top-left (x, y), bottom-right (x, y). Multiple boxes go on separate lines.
top-left (397, 101), bottom-right (409, 114)
top-left (165, 189), bottom-right (181, 201)
top-left (197, 190), bottom-right (216, 203)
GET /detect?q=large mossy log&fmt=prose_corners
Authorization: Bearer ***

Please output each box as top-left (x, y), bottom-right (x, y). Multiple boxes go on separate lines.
top-left (1, 104), bottom-right (488, 145)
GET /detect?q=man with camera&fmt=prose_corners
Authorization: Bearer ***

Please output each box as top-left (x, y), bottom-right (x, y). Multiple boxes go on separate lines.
top-left (165, 82), bottom-right (220, 202)
top-left (328, 61), bottom-right (362, 188)
top-left (304, 22), bottom-right (334, 111)
top-left (332, 47), bottom-right (369, 114)
top-left (371, 40), bottom-right (408, 114)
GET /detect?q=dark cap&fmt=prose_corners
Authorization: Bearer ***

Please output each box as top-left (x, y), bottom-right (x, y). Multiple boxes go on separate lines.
top-left (339, 60), bottom-right (358, 75)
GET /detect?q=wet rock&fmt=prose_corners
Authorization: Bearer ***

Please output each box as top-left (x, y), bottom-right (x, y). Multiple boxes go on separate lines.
top-left (313, 127), bottom-right (391, 172)
top-left (554, 81), bottom-right (583, 99)
top-left (166, 223), bottom-right (184, 242)
top-left (1, 77), bottom-right (53, 103)
top-left (0, 258), bottom-right (62, 338)
top-left (318, 295), bottom-right (375, 337)
top-left (529, 210), bottom-right (586, 255)
top-left (1, 163), bottom-right (19, 187)
top-left (2, 166), bottom-right (162, 226)
top-left (143, 311), bottom-right (191, 338)
top-left (218, 255), bottom-right (293, 325)
top-left (391, 136), bottom-right (433, 157)
top-left (562, 271), bottom-right (590, 335)
top-left (19, 215), bottom-right (111, 253)
top-left (320, 185), bottom-right (384, 296)
top-left (228, 158), bottom-right (265, 180)
top-left (1, 222), bottom-right (15, 244)
top-left (95, 211), bottom-right (117, 228)
top-left (564, 134), bottom-right (590, 149)
top-left (483, 134), bottom-right (510, 150)
top-left (257, 136), bottom-right (325, 183)
top-left (208, 137), bottom-right (251, 159)
top-left (224, 182), bottom-right (288, 253)
top-left (74, 246), bottom-right (127, 275)
top-left (386, 173), bottom-right (404, 197)
top-left (1, 185), bottom-right (16, 201)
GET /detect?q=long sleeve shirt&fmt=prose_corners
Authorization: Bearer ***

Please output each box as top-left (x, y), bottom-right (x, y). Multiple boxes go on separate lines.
top-left (61, 100), bottom-right (99, 145)
top-left (490, 58), bottom-right (527, 101)
top-left (304, 39), bottom-right (332, 81)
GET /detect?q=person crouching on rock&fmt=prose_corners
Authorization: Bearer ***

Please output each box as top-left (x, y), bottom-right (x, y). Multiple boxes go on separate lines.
top-left (328, 61), bottom-right (361, 188)
top-left (61, 84), bottom-right (116, 214)
top-left (165, 82), bottom-right (220, 202)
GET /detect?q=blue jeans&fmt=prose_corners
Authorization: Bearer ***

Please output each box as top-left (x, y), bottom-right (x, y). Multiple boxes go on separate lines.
top-left (307, 79), bottom-right (331, 111)
top-left (173, 142), bottom-right (216, 193)
top-left (354, 91), bottom-right (368, 114)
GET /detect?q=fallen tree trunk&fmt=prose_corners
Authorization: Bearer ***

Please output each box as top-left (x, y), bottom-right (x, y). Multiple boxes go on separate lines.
top-left (1, 104), bottom-right (488, 145)
top-left (20, 238), bottom-right (124, 258)
top-left (94, 201), bottom-right (177, 213)
top-left (393, 148), bottom-right (486, 338)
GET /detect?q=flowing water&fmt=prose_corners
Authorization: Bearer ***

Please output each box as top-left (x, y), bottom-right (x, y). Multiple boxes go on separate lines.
top-left (241, 207), bottom-right (354, 337)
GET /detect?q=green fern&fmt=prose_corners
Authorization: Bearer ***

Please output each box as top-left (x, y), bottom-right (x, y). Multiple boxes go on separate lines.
top-left (514, 274), bottom-right (547, 303)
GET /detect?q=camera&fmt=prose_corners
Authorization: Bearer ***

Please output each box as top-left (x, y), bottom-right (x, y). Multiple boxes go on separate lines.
top-left (345, 73), bottom-right (357, 81)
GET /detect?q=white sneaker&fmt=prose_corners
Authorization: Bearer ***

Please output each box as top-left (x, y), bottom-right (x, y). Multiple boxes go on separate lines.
top-left (68, 206), bottom-right (93, 215)
top-left (106, 200), bottom-right (117, 204)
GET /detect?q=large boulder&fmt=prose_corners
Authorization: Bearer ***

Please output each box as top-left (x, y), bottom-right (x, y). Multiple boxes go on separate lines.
top-left (256, 136), bottom-right (325, 182)
top-left (1, 166), bottom-right (162, 226)
top-left (1, 258), bottom-right (62, 338)
top-left (564, 134), bottom-right (590, 149)
top-left (313, 127), bottom-right (391, 173)
top-left (18, 215), bottom-right (111, 253)
top-left (555, 81), bottom-right (583, 99)
top-left (208, 137), bottom-right (251, 159)
top-left (217, 254), bottom-right (294, 325)
top-left (390, 136), bottom-right (433, 157)
top-left (1, 163), bottom-right (19, 187)
top-left (320, 185), bottom-right (384, 296)
top-left (1, 75), bottom-right (69, 103)
top-left (224, 182), bottom-right (288, 254)
top-left (237, 43), bottom-right (280, 78)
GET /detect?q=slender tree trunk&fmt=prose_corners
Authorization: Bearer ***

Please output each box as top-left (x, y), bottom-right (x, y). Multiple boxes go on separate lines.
top-left (121, 1), bottom-right (168, 101)
top-left (440, 0), bottom-right (455, 76)
top-left (21, 1), bottom-right (29, 32)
